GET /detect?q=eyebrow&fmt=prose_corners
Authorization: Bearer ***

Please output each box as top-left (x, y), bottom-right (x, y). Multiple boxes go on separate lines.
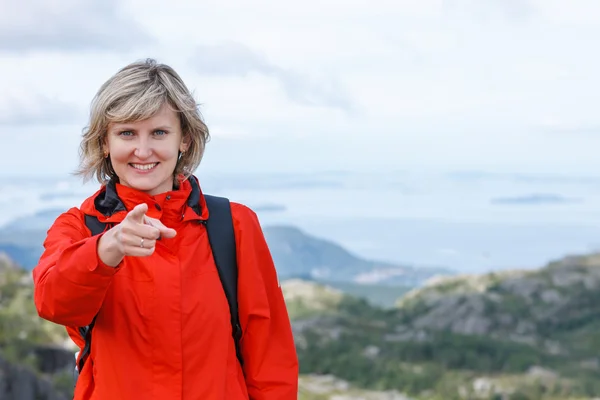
top-left (111, 125), bottom-right (173, 132)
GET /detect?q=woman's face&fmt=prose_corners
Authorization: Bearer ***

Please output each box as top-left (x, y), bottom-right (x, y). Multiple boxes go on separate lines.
top-left (104, 104), bottom-right (189, 196)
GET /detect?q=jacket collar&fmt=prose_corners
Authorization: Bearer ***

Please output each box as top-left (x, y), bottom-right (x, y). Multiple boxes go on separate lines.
top-left (88, 175), bottom-right (207, 224)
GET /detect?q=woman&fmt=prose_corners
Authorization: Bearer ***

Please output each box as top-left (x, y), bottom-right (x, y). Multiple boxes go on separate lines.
top-left (32, 59), bottom-right (299, 399)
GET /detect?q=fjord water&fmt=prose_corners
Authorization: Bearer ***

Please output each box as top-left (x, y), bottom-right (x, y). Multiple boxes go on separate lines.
top-left (1, 169), bottom-right (600, 273)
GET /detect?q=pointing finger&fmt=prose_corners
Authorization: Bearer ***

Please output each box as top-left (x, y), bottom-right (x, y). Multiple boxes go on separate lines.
top-left (127, 203), bottom-right (148, 223)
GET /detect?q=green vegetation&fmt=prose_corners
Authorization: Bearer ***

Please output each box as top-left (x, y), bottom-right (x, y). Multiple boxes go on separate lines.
top-left (295, 253), bottom-right (600, 399)
top-left (297, 318), bottom-right (600, 399)
top-left (282, 279), bottom-right (345, 320)
top-left (0, 254), bottom-right (73, 398)
top-left (0, 256), bottom-right (70, 360)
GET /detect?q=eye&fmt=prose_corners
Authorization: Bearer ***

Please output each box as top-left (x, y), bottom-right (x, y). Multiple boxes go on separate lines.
top-left (154, 130), bottom-right (167, 136)
top-left (118, 130), bottom-right (134, 137)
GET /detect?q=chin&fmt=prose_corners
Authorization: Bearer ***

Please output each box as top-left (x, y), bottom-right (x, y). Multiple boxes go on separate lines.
top-left (122, 173), bottom-right (173, 195)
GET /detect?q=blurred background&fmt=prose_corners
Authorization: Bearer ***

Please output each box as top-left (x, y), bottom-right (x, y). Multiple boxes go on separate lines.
top-left (1, 1), bottom-right (600, 399)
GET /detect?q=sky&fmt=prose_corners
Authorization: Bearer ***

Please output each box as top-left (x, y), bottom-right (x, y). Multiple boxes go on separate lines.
top-left (1, 0), bottom-right (599, 177)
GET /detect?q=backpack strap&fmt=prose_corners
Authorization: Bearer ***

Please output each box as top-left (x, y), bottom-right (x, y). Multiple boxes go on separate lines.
top-left (79, 196), bottom-right (244, 374)
top-left (84, 214), bottom-right (108, 236)
top-left (76, 215), bottom-right (108, 373)
top-left (203, 194), bottom-right (243, 367)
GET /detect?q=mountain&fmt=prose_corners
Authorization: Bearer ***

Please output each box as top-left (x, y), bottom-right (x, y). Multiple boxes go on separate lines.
top-left (0, 210), bottom-right (451, 287)
top-left (0, 208), bottom-right (66, 270)
top-left (1, 209), bottom-right (67, 231)
top-left (263, 225), bottom-right (450, 285)
top-left (294, 252), bottom-right (600, 399)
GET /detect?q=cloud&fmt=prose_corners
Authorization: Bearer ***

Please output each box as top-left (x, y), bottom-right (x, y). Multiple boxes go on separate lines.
top-left (0, 95), bottom-right (83, 127)
top-left (443, 0), bottom-right (535, 22)
top-left (1, 0), bottom-right (600, 177)
top-left (189, 42), bottom-right (355, 113)
top-left (0, 0), bottom-right (153, 53)
top-left (545, 126), bottom-right (600, 136)
top-left (490, 194), bottom-right (582, 205)
top-left (536, 120), bottom-right (600, 136)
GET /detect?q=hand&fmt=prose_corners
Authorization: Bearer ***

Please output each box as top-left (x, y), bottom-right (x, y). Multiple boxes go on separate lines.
top-left (97, 203), bottom-right (177, 267)
top-left (117, 203), bottom-right (177, 255)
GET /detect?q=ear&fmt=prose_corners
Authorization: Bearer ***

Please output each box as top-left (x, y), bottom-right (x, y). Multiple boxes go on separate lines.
top-left (101, 136), bottom-right (109, 158)
top-left (179, 135), bottom-right (191, 153)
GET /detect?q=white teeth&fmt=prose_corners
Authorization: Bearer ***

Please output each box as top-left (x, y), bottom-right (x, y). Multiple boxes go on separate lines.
top-left (131, 163), bottom-right (157, 170)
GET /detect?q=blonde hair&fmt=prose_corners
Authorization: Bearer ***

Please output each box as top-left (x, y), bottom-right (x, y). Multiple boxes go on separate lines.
top-left (75, 58), bottom-right (210, 184)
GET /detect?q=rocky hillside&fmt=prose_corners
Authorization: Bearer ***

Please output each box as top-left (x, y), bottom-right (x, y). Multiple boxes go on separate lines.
top-left (295, 252), bottom-right (600, 399)
top-left (0, 253), bottom-right (76, 400)
top-left (395, 253), bottom-right (600, 351)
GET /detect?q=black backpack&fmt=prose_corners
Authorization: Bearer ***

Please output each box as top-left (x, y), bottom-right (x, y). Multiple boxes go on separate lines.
top-left (76, 195), bottom-right (243, 378)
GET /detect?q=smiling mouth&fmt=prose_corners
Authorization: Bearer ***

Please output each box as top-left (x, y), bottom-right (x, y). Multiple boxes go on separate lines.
top-left (129, 163), bottom-right (159, 171)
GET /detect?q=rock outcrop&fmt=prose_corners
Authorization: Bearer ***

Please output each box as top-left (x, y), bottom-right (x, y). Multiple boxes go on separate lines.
top-left (394, 252), bottom-right (600, 347)
top-left (0, 354), bottom-right (72, 400)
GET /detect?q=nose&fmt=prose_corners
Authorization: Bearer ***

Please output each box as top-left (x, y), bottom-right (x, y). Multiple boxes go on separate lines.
top-left (134, 136), bottom-right (153, 159)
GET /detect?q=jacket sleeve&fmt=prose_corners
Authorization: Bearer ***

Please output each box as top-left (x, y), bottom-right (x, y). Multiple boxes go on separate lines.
top-left (32, 207), bottom-right (119, 327)
top-left (232, 203), bottom-right (299, 399)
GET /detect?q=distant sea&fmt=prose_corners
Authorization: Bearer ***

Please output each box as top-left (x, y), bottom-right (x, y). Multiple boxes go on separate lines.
top-left (2, 169), bottom-right (600, 273)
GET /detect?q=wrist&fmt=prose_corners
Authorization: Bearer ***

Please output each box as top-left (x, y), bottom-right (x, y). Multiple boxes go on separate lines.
top-left (97, 229), bottom-right (123, 268)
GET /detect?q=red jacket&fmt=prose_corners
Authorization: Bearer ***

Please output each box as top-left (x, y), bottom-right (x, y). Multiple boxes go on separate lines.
top-left (32, 176), bottom-right (298, 399)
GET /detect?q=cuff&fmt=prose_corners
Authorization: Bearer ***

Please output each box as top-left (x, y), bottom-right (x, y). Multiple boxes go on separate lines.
top-left (57, 234), bottom-right (119, 285)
